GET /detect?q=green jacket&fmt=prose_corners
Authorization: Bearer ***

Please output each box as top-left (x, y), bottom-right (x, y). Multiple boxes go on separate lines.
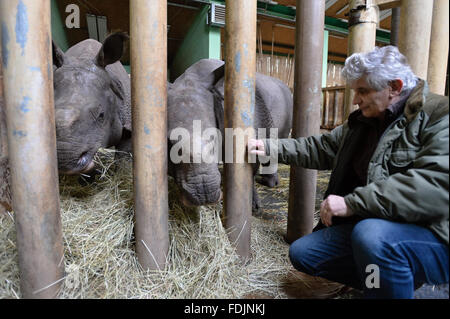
top-left (264, 80), bottom-right (449, 244)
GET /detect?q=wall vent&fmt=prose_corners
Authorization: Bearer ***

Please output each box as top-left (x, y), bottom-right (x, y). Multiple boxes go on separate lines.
top-left (208, 3), bottom-right (226, 27)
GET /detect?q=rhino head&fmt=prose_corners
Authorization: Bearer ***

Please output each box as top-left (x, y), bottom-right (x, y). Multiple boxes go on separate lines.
top-left (167, 59), bottom-right (226, 207)
top-left (52, 33), bottom-right (130, 175)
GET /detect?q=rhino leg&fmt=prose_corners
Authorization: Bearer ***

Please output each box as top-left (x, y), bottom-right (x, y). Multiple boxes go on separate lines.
top-left (252, 182), bottom-right (261, 212)
top-left (251, 163), bottom-right (261, 212)
top-left (114, 134), bottom-right (132, 164)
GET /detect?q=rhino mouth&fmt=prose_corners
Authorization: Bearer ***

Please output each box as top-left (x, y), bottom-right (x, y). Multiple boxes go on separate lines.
top-left (177, 173), bottom-right (222, 207)
top-left (60, 151), bottom-right (96, 175)
top-left (180, 188), bottom-right (222, 207)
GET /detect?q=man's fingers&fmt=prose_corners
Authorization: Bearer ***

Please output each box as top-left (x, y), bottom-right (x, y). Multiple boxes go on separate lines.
top-left (248, 139), bottom-right (265, 156)
top-left (251, 150), bottom-right (266, 156)
top-left (320, 204), bottom-right (333, 227)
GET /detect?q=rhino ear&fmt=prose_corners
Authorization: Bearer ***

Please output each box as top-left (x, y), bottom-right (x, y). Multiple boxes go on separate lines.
top-left (208, 64), bottom-right (225, 89)
top-left (52, 41), bottom-right (65, 68)
top-left (96, 32), bottom-right (129, 68)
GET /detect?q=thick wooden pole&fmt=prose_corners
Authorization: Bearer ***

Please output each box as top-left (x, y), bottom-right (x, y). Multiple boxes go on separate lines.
top-left (0, 0), bottom-right (64, 298)
top-left (390, 7), bottom-right (400, 46)
top-left (344, 1), bottom-right (378, 120)
top-left (224, 0), bottom-right (257, 260)
top-left (286, 0), bottom-right (325, 243)
top-left (427, 0), bottom-right (449, 95)
top-left (130, 0), bottom-right (169, 271)
top-left (398, 0), bottom-right (433, 79)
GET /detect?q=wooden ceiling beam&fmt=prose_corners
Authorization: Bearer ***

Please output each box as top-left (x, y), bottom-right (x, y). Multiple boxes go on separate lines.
top-left (374, 0), bottom-right (401, 11)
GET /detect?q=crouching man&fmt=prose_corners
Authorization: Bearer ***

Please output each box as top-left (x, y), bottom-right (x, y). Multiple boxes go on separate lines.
top-left (248, 45), bottom-right (449, 298)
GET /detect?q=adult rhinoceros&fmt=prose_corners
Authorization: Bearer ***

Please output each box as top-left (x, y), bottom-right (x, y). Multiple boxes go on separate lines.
top-left (167, 59), bottom-right (292, 210)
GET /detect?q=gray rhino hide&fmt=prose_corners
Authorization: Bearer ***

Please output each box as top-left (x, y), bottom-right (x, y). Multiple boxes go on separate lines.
top-left (168, 59), bottom-right (293, 208)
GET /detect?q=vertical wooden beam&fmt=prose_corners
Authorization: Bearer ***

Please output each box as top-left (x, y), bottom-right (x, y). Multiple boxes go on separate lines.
top-left (224, 0), bottom-right (257, 260)
top-left (390, 7), bottom-right (400, 46)
top-left (286, 0), bottom-right (325, 243)
top-left (344, 0), bottom-right (378, 120)
top-left (398, 0), bottom-right (433, 79)
top-left (0, 0), bottom-right (64, 298)
top-left (427, 0), bottom-right (449, 95)
top-left (130, 0), bottom-right (169, 271)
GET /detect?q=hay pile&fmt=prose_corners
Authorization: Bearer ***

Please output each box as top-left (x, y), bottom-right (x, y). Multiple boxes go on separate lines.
top-left (0, 149), bottom-right (307, 299)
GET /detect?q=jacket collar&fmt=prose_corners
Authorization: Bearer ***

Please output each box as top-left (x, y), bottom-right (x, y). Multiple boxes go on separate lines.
top-left (404, 79), bottom-right (428, 122)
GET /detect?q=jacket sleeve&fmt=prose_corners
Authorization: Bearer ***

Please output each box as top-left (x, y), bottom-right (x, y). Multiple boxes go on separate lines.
top-left (262, 124), bottom-right (345, 170)
top-left (344, 112), bottom-right (449, 223)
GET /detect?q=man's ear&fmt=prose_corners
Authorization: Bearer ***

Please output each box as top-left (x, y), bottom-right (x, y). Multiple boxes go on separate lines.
top-left (389, 79), bottom-right (403, 97)
top-left (52, 41), bottom-right (65, 68)
top-left (96, 32), bottom-right (129, 68)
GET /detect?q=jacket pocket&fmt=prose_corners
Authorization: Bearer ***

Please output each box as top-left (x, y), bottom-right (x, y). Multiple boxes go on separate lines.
top-left (387, 149), bottom-right (417, 175)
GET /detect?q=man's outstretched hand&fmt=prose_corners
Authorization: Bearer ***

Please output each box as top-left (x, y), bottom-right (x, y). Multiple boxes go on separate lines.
top-left (248, 138), bottom-right (266, 156)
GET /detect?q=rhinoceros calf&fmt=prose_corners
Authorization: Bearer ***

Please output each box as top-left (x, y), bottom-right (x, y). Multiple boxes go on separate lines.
top-left (167, 59), bottom-right (293, 209)
top-left (53, 33), bottom-right (131, 175)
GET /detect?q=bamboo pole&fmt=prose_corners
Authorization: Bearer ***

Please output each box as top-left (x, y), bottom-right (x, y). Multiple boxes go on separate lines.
top-left (130, 0), bottom-right (169, 271)
top-left (343, 0), bottom-right (378, 120)
top-left (398, 0), bottom-right (433, 79)
top-left (427, 0), bottom-right (449, 95)
top-left (0, 0), bottom-right (64, 298)
top-left (286, 0), bottom-right (325, 243)
top-left (224, 0), bottom-right (257, 260)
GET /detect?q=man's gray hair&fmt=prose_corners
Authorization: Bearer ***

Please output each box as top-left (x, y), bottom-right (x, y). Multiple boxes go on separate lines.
top-left (342, 45), bottom-right (418, 96)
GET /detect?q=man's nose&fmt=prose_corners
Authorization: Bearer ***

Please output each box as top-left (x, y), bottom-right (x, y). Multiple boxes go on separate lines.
top-left (352, 93), bottom-right (361, 105)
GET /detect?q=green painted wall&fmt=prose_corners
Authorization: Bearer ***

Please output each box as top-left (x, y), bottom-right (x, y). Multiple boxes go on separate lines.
top-left (170, 5), bottom-right (221, 81)
top-left (51, 0), bottom-right (70, 52)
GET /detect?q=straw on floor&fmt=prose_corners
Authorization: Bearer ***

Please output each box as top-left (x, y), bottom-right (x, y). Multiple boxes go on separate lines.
top-left (0, 148), bottom-right (345, 299)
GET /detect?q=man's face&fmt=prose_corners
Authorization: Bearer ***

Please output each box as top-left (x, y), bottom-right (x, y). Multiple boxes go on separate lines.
top-left (351, 77), bottom-right (391, 119)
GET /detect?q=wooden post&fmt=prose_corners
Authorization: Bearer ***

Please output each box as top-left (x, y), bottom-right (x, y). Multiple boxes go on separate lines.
top-left (224, 0), bottom-right (257, 260)
top-left (0, 0), bottom-right (64, 298)
top-left (344, 0), bottom-right (378, 120)
top-left (427, 0), bottom-right (449, 95)
top-left (398, 0), bottom-right (433, 79)
top-left (285, 0), bottom-right (325, 243)
top-left (390, 7), bottom-right (400, 46)
top-left (130, 0), bottom-right (169, 271)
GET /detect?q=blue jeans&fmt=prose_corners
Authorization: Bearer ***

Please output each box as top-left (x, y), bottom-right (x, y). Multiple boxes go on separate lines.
top-left (289, 218), bottom-right (449, 299)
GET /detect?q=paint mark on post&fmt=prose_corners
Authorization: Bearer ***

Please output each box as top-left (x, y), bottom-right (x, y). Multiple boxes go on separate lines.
top-left (13, 130), bottom-right (27, 138)
top-left (15, 0), bottom-right (29, 55)
top-left (28, 66), bottom-right (41, 72)
top-left (19, 96), bottom-right (31, 113)
top-left (1, 23), bottom-right (10, 67)
top-left (240, 111), bottom-right (252, 127)
top-left (234, 52), bottom-right (241, 73)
